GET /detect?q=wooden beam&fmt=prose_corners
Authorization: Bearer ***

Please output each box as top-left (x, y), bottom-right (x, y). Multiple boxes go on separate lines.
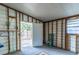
top-left (56, 20), bottom-right (58, 47)
top-left (16, 11), bottom-right (18, 51)
top-left (32, 17), bottom-right (33, 22)
top-left (43, 22), bottom-right (45, 44)
top-left (27, 16), bottom-right (29, 22)
top-left (19, 13), bottom-right (21, 51)
top-left (52, 21), bottom-right (54, 46)
top-left (65, 19), bottom-right (67, 50)
top-left (76, 34), bottom-right (78, 54)
top-left (9, 16), bottom-right (16, 18)
top-left (44, 14), bottom-right (79, 22)
top-left (22, 13), bottom-right (24, 21)
top-left (7, 7), bottom-right (10, 53)
top-left (48, 22), bottom-right (49, 45)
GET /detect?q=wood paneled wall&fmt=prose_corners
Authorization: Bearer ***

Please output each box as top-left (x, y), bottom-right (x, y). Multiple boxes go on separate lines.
top-left (44, 17), bottom-right (79, 53)
top-left (44, 19), bottom-right (66, 49)
top-left (1, 3), bottom-right (79, 54)
top-left (0, 4), bottom-right (43, 55)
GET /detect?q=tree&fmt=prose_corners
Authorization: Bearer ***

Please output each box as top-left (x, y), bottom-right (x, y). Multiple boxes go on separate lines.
top-left (21, 23), bottom-right (32, 31)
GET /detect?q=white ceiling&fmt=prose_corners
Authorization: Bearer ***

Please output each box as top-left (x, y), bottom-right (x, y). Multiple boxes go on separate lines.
top-left (3, 3), bottom-right (79, 21)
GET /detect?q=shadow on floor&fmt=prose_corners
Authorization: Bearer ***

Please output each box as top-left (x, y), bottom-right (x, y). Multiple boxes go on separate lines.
top-left (8, 46), bottom-right (77, 55)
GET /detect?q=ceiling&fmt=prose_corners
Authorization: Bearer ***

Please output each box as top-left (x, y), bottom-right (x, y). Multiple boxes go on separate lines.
top-left (3, 3), bottom-right (79, 21)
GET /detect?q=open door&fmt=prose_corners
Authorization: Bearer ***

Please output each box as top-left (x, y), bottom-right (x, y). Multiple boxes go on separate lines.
top-left (20, 22), bottom-right (43, 51)
top-left (21, 22), bottom-right (33, 50)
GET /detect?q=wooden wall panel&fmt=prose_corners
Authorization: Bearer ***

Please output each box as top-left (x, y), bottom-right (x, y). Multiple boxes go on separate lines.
top-left (23, 15), bottom-right (28, 22)
top-left (37, 20), bottom-right (40, 23)
top-left (9, 8), bottom-right (16, 17)
top-left (44, 18), bottom-right (67, 50)
top-left (77, 35), bottom-right (79, 53)
top-left (33, 18), bottom-right (37, 23)
top-left (20, 13), bottom-right (23, 21)
top-left (49, 22), bottom-right (52, 34)
top-left (44, 19), bottom-right (66, 50)
top-left (45, 23), bottom-right (48, 43)
top-left (53, 21), bottom-right (57, 46)
top-left (29, 16), bottom-right (32, 22)
top-left (57, 20), bottom-right (62, 48)
top-left (0, 5), bottom-right (8, 54)
top-left (0, 4), bottom-right (43, 55)
top-left (16, 12), bottom-right (20, 50)
top-left (62, 19), bottom-right (66, 49)
top-left (9, 8), bottom-right (17, 53)
top-left (9, 18), bottom-right (16, 30)
top-left (0, 5), bottom-right (7, 30)
top-left (9, 11), bottom-right (17, 52)
top-left (0, 32), bottom-right (8, 54)
top-left (40, 21), bottom-right (42, 23)
top-left (9, 32), bottom-right (16, 52)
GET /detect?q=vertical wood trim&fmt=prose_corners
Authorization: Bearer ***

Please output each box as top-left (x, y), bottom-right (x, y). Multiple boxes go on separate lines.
top-left (32, 17), bottom-right (33, 22)
top-left (45, 23), bottom-right (46, 44)
top-left (39, 20), bottom-right (40, 23)
top-left (36, 19), bottom-right (37, 23)
top-left (76, 34), bottom-right (78, 54)
top-left (16, 11), bottom-right (18, 51)
top-left (43, 23), bottom-right (45, 44)
top-left (39, 21), bottom-right (41, 23)
top-left (18, 13), bottom-right (20, 51)
top-left (48, 22), bottom-right (49, 44)
top-left (61, 20), bottom-right (63, 48)
top-left (19, 13), bottom-right (21, 50)
top-left (32, 17), bottom-right (34, 22)
top-left (65, 19), bottom-right (67, 49)
top-left (52, 21), bottom-right (53, 46)
top-left (56, 20), bottom-right (58, 47)
top-left (22, 13), bottom-right (23, 21)
top-left (7, 7), bottom-right (10, 53)
top-left (27, 16), bottom-right (29, 22)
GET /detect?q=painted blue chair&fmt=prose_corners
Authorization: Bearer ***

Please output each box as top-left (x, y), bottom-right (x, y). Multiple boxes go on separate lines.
top-left (0, 43), bottom-right (4, 48)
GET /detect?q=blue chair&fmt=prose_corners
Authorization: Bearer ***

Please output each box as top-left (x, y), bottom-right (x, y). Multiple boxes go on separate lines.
top-left (0, 43), bottom-right (4, 48)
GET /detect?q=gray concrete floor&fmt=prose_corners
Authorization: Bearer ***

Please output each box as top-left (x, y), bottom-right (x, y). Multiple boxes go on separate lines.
top-left (8, 46), bottom-right (76, 55)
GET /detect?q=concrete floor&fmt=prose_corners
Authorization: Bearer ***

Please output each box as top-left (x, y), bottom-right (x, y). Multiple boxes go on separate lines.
top-left (8, 46), bottom-right (76, 55)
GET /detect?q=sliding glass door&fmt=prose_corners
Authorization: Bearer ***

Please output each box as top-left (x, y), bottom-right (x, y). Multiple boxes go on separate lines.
top-left (67, 18), bottom-right (79, 53)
